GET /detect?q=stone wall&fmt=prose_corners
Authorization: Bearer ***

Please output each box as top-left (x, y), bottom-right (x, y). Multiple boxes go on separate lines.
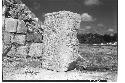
top-left (42, 11), bottom-right (81, 71)
top-left (2, 0), bottom-right (43, 58)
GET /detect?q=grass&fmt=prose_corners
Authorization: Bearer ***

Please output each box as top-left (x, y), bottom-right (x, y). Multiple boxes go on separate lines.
top-left (76, 44), bottom-right (117, 72)
top-left (2, 44), bottom-right (118, 81)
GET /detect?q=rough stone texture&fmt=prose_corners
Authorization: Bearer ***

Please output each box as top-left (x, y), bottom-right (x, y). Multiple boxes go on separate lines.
top-left (2, 16), bottom-right (5, 30)
top-left (26, 33), bottom-right (35, 42)
top-left (33, 33), bottom-right (43, 43)
top-left (16, 46), bottom-right (28, 56)
top-left (2, 5), bottom-right (6, 15)
top-left (17, 20), bottom-right (27, 33)
top-left (2, 0), bottom-right (43, 58)
top-left (26, 33), bottom-right (34, 42)
top-left (3, 31), bottom-right (14, 45)
top-left (17, 4), bottom-right (30, 20)
top-left (42, 11), bottom-right (81, 71)
top-left (7, 46), bottom-right (16, 57)
top-left (2, 42), bottom-right (11, 57)
top-left (5, 18), bottom-right (18, 32)
top-left (2, 43), bottom-right (10, 53)
top-left (11, 34), bottom-right (26, 45)
top-left (26, 33), bottom-right (43, 43)
top-left (28, 43), bottom-right (43, 57)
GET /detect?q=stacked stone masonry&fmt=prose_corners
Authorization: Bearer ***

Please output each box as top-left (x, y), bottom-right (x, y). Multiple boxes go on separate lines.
top-left (5, 18), bottom-right (18, 32)
top-left (11, 34), bottom-right (26, 45)
top-left (3, 31), bottom-right (14, 45)
top-left (17, 20), bottom-right (27, 33)
top-left (42, 11), bottom-right (81, 71)
top-left (2, 0), bottom-right (43, 57)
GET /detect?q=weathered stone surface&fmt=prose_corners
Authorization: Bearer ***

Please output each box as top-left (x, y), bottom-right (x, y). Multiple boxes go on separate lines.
top-left (3, 32), bottom-right (14, 45)
top-left (2, 16), bottom-right (5, 30)
top-left (16, 46), bottom-right (28, 56)
top-left (2, 43), bottom-right (11, 56)
top-left (42, 11), bottom-right (81, 71)
top-left (26, 33), bottom-right (43, 43)
top-left (17, 5), bottom-right (32, 20)
top-left (2, 5), bottom-right (6, 15)
top-left (5, 18), bottom-right (18, 32)
top-left (17, 20), bottom-right (27, 33)
top-left (28, 43), bottom-right (43, 57)
top-left (7, 46), bottom-right (16, 57)
top-left (2, 43), bottom-right (10, 52)
top-left (11, 34), bottom-right (26, 45)
top-left (33, 33), bottom-right (43, 43)
top-left (26, 33), bottom-right (34, 42)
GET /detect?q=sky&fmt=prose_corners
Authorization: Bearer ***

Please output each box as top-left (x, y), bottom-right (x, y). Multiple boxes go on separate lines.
top-left (21, 0), bottom-right (118, 35)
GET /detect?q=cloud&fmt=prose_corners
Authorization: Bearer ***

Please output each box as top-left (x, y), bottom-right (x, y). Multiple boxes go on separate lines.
top-left (97, 23), bottom-right (104, 27)
top-left (81, 13), bottom-right (95, 22)
top-left (84, 0), bottom-right (101, 6)
top-left (108, 28), bottom-right (114, 32)
top-left (85, 26), bottom-right (92, 29)
top-left (33, 2), bottom-right (41, 10)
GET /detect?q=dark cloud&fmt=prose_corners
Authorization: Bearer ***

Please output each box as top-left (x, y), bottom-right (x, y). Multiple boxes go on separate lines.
top-left (84, 0), bottom-right (101, 6)
top-left (97, 23), bottom-right (104, 27)
top-left (21, 0), bottom-right (117, 34)
top-left (108, 28), bottom-right (114, 32)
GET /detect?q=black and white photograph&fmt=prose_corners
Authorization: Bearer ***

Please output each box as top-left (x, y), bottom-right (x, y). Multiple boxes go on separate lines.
top-left (2, 0), bottom-right (118, 82)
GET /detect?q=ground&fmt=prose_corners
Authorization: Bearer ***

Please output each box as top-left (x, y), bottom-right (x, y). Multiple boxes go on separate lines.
top-left (2, 44), bottom-right (117, 81)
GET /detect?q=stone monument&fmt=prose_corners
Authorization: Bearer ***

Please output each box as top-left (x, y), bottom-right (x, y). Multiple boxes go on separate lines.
top-left (42, 11), bottom-right (81, 71)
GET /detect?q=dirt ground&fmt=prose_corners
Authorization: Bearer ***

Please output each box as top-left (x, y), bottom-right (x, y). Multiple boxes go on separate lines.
top-left (2, 45), bottom-right (117, 81)
top-left (2, 65), bottom-right (117, 81)
top-left (2, 57), bottom-right (117, 81)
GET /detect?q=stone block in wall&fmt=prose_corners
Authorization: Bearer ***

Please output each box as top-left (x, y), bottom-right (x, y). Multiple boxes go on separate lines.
top-left (2, 5), bottom-right (6, 15)
top-left (33, 18), bottom-right (38, 22)
top-left (2, 43), bottom-right (11, 56)
top-left (11, 34), bottom-right (26, 45)
top-left (16, 45), bottom-right (28, 56)
top-left (17, 20), bottom-right (27, 33)
top-left (26, 33), bottom-right (43, 43)
top-left (3, 32), bottom-right (14, 45)
top-left (2, 16), bottom-right (5, 30)
top-left (2, 43), bottom-right (10, 53)
top-left (5, 18), bottom-right (18, 32)
top-left (33, 33), bottom-right (43, 43)
top-left (7, 46), bottom-right (16, 57)
top-left (26, 33), bottom-right (34, 42)
top-left (29, 12), bottom-right (36, 19)
top-left (28, 43), bottom-right (43, 57)
top-left (17, 4), bottom-right (30, 20)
